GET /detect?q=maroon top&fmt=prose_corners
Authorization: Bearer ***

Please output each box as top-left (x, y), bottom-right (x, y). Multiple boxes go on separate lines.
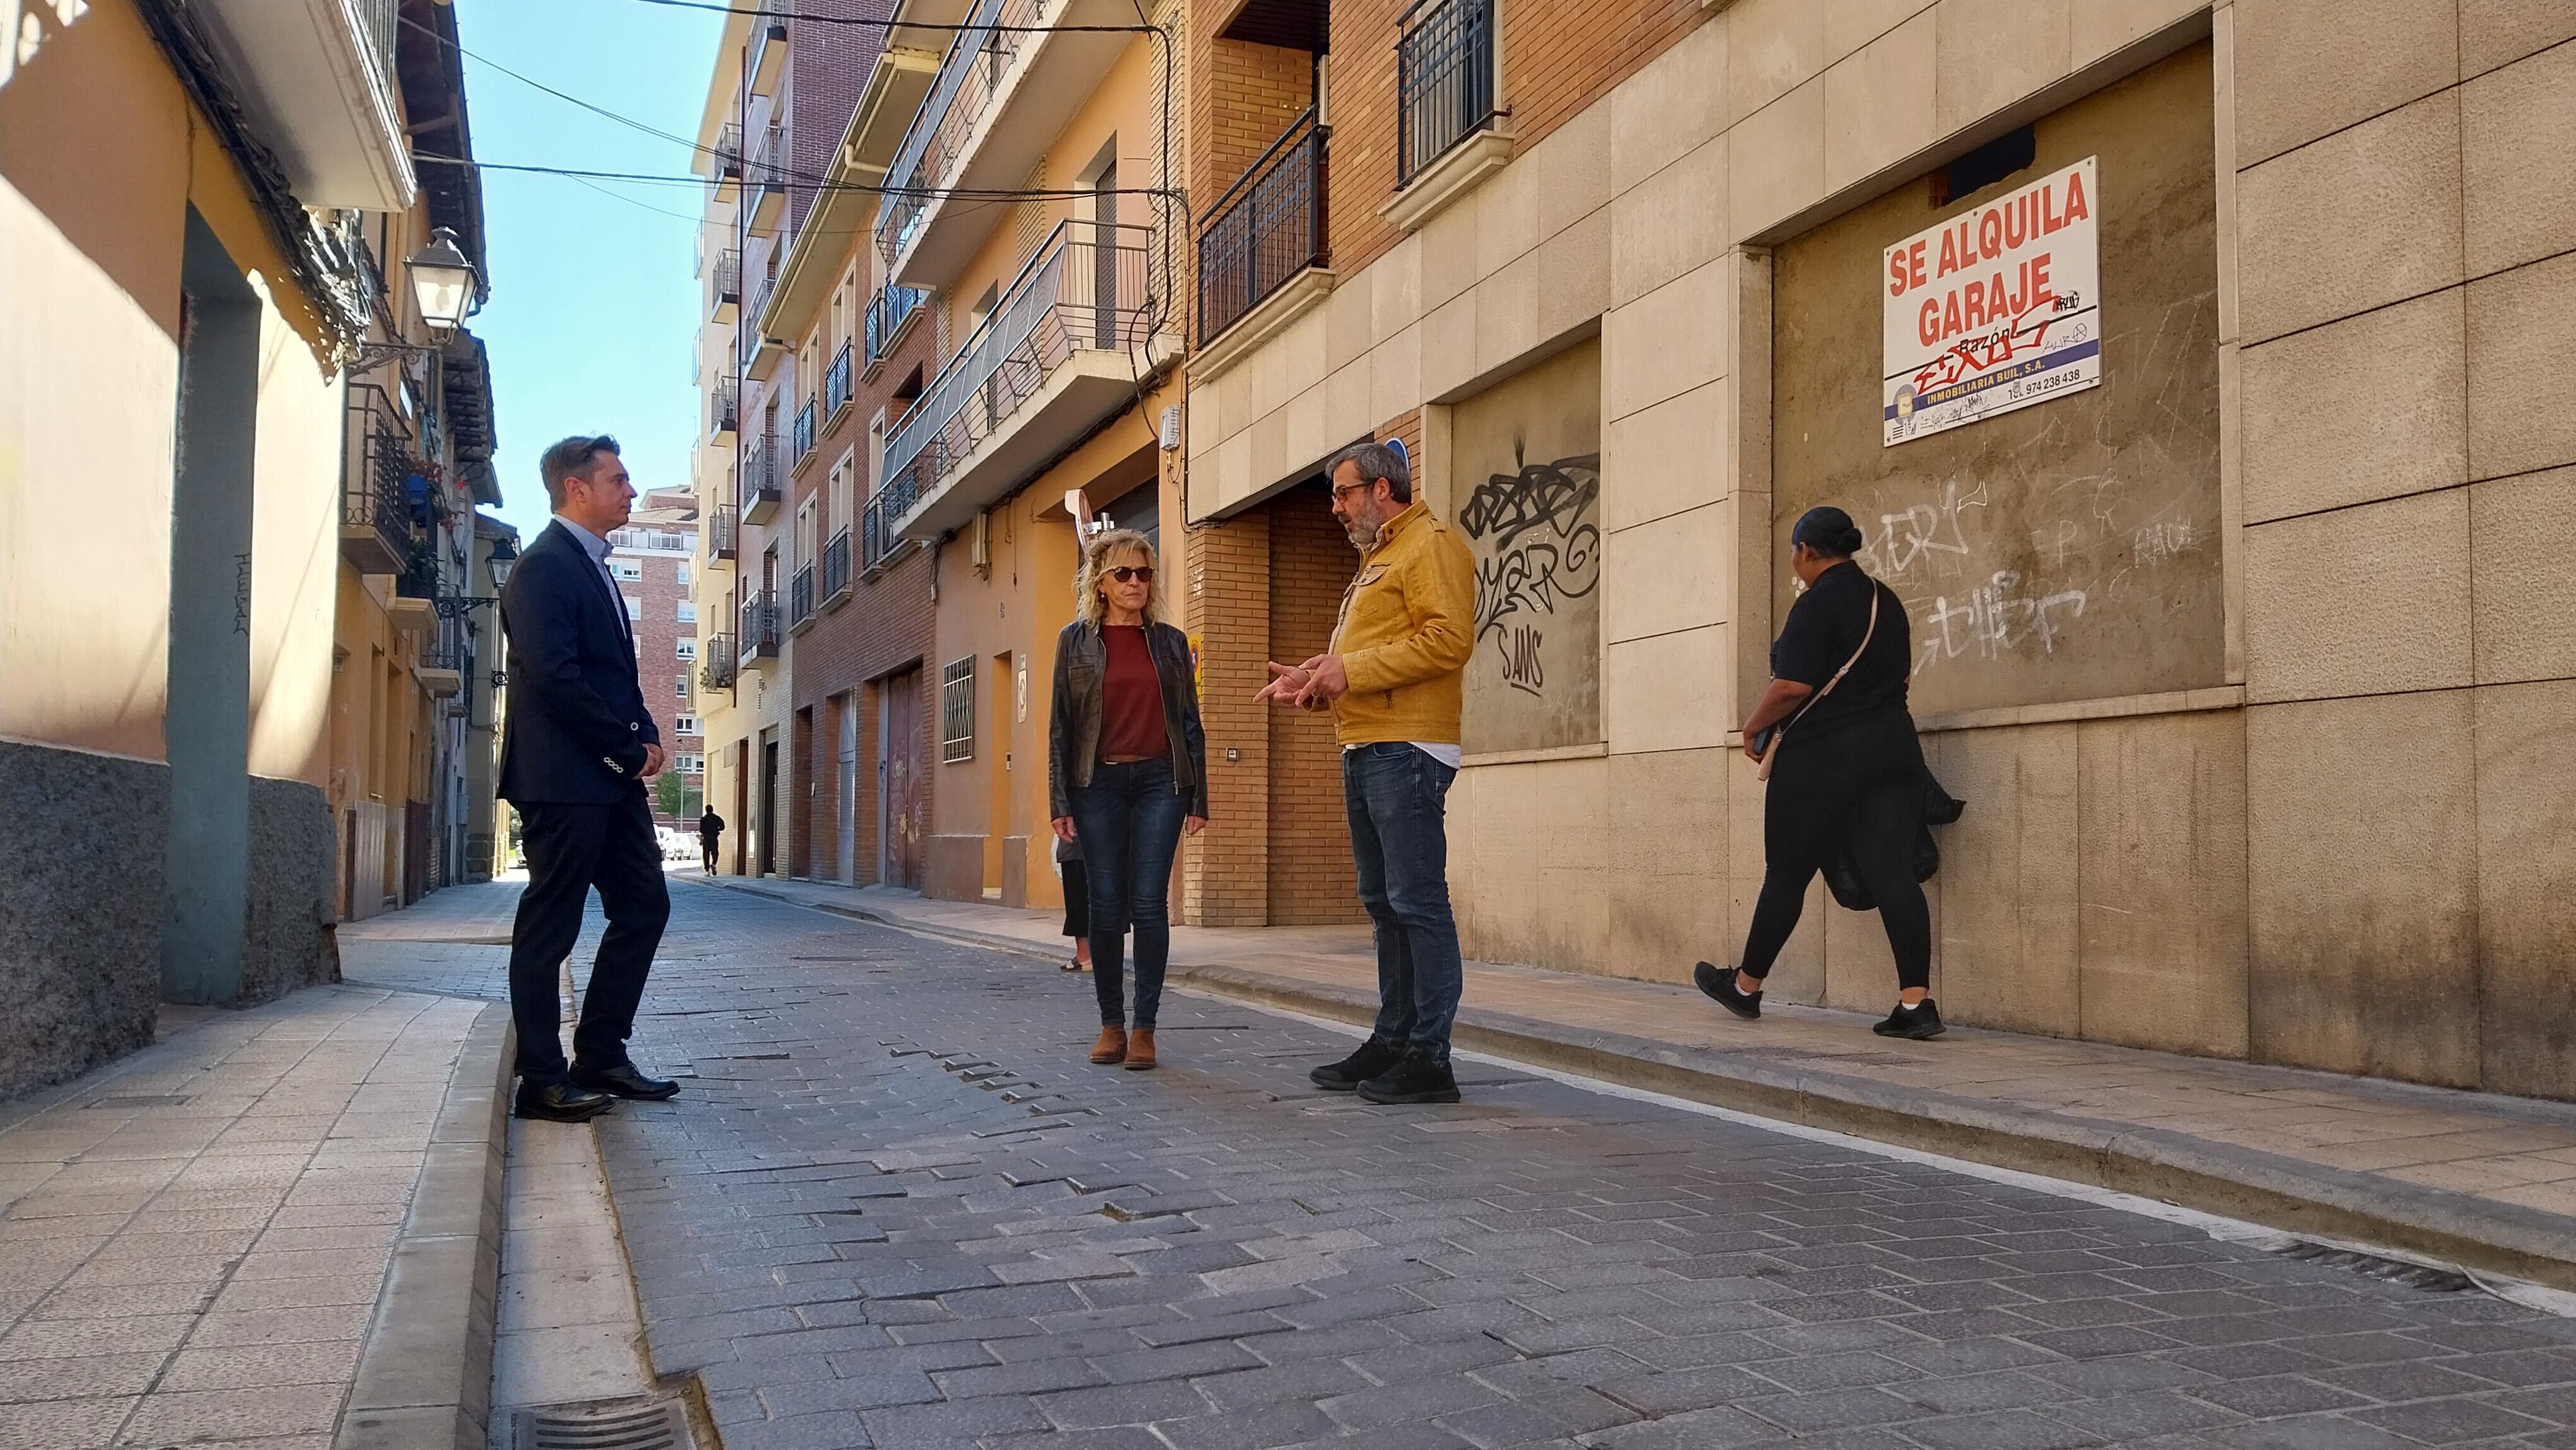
top-left (1097, 625), bottom-right (1169, 763)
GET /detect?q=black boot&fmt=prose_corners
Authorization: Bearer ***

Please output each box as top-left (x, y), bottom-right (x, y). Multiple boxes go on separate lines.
top-left (1871, 999), bottom-right (1945, 1040)
top-left (516, 1079), bottom-right (615, 1122)
top-left (1309, 1035), bottom-right (1405, 1091)
top-left (1356, 1048), bottom-right (1461, 1105)
top-left (1693, 961), bottom-right (1762, 1021)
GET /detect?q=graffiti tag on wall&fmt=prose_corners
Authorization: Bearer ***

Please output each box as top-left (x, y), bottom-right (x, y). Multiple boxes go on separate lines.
top-left (1460, 450), bottom-right (1601, 698)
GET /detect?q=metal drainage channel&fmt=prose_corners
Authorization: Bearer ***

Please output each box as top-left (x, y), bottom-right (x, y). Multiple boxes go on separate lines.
top-left (515, 1398), bottom-right (696, 1450)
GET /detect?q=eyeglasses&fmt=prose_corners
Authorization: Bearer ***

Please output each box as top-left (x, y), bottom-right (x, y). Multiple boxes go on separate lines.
top-left (1107, 566), bottom-right (1155, 583)
top-left (1330, 481), bottom-right (1376, 502)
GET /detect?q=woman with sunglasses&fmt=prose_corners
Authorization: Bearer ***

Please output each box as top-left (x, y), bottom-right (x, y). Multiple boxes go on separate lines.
top-left (1047, 529), bottom-right (1208, 1070)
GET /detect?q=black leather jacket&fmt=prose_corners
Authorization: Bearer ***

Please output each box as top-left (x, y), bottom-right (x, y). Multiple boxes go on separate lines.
top-left (1048, 618), bottom-right (1209, 820)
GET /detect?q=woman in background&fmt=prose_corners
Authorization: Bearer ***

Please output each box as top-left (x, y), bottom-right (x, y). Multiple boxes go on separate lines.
top-left (1047, 529), bottom-right (1208, 1070)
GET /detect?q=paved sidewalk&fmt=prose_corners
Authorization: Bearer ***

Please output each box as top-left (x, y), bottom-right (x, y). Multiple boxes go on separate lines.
top-left (0, 983), bottom-right (500, 1450)
top-left (693, 870), bottom-right (2576, 1293)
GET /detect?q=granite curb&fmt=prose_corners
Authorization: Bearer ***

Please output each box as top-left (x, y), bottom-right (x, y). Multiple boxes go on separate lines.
top-left (337, 1002), bottom-right (515, 1450)
top-left (692, 872), bottom-right (2576, 1295)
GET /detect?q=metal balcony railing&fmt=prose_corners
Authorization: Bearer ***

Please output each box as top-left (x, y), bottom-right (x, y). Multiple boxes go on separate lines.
top-left (880, 219), bottom-right (1157, 520)
top-left (826, 342), bottom-right (854, 417)
top-left (790, 563), bottom-right (815, 626)
top-left (823, 527), bottom-right (852, 600)
top-left (710, 249), bottom-right (741, 316)
top-left (1396, 0), bottom-right (1496, 187)
top-left (342, 419), bottom-right (421, 573)
top-left (395, 541), bottom-right (443, 602)
top-left (742, 436), bottom-right (782, 520)
top-left (749, 121), bottom-right (787, 201)
top-left (1198, 108), bottom-right (1328, 346)
top-left (700, 637), bottom-right (737, 690)
top-left (861, 488), bottom-right (903, 572)
top-left (714, 123), bottom-right (742, 180)
top-left (711, 375), bottom-right (739, 438)
top-left (708, 504), bottom-right (738, 561)
top-left (876, 0), bottom-right (1043, 262)
top-left (867, 284), bottom-right (929, 369)
top-left (740, 591), bottom-right (782, 662)
top-left (793, 398), bottom-right (817, 464)
top-left (743, 272), bottom-right (777, 357)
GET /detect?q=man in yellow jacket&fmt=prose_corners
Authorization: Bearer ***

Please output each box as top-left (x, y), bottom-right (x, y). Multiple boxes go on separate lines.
top-left (1256, 439), bottom-right (1477, 1105)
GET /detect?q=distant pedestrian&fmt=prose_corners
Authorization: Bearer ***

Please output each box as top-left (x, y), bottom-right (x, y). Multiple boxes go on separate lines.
top-left (1047, 529), bottom-right (1208, 1072)
top-left (498, 435), bottom-right (683, 1122)
top-left (1259, 440), bottom-right (1477, 1105)
top-left (698, 806), bottom-right (724, 873)
top-left (1696, 506), bottom-right (1940, 1038)
top-left (1056, 832), bottom-right (1092, 973)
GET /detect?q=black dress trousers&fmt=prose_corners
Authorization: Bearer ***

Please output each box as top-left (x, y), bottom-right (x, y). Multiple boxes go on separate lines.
top-left (506, 789), bottom-right (671, 1082)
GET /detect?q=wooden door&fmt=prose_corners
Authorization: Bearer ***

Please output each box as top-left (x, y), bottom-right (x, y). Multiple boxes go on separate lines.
top-left (880, 668), bottom-right (923, 890)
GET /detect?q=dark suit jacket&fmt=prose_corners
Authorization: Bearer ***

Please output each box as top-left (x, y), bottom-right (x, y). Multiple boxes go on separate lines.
top-left (499, 520), bottom-right (659, 805)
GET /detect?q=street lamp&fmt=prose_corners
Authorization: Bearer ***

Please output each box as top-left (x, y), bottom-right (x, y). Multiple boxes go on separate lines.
top-left (486, 533), bottom-right (518, 592)
top-left (407, 227), bottom-right (477, 332)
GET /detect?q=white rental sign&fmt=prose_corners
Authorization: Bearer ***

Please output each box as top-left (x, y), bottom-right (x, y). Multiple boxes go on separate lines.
top-left (1883, 156), bottom-right (2100, 446)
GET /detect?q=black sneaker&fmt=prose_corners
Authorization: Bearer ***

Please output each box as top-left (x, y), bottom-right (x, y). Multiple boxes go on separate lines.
top-left (1872, 999), bottom-right (1945, 1040)
top-left (1693, 961), bottom-right (1762, 1021)
top-left (1356, 1049), bottom-right (1461, 1105)
top-left (1309, 1036), bottom-right (1406, 1091)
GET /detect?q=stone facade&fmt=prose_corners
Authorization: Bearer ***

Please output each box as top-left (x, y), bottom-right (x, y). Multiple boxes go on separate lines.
top-left (1184, 0), bottom-right (2576, 1098)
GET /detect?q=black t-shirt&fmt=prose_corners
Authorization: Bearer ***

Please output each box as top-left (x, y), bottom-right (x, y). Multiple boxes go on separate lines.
top-left (1769, 561), bottom-right (1911, 744)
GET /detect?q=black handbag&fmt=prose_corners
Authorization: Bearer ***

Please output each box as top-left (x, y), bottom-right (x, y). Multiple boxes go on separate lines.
top-left (1822, 767), bottom-right (1964, 912)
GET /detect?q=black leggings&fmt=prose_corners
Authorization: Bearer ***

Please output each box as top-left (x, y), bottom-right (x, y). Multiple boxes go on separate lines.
top-left (1738, 712), bottom-right (1932, 992)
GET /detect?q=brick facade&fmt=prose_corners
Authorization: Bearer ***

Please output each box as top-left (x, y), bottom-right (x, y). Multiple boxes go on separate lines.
top-left (785, 0), bottom-right (891, 237)
top-left (1180, 509), bottom-right (1269, 925)
top-left (1263, 482), bottom-right (1364, 924)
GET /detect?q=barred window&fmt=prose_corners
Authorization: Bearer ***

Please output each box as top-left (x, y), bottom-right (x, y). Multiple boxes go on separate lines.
top-left (939, 656), bottom-right (975, 764)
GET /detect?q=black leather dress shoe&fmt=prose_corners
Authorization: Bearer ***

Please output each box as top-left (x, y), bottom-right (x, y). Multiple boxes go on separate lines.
top-left (571, 1061), bottom-right (681, 1100)
top-left (516, 1079), bottom-right (615, 1122)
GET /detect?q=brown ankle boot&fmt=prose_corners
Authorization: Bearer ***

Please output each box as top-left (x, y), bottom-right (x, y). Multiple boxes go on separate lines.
top-left (1124, 1029), bottom-right (1157, 1071)
top-left (1089, 1025), bottom-right (1128, 1064)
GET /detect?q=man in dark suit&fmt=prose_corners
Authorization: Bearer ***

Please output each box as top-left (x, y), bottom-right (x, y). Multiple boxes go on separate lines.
top-left (498, 434), bottom-right (681, 1122)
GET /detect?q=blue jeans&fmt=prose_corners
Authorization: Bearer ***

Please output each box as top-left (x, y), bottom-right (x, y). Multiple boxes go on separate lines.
top-left (1344, 743), bottom-right (1462, 1060)
top-left (1068, 758), bottom-right (1188, 1029)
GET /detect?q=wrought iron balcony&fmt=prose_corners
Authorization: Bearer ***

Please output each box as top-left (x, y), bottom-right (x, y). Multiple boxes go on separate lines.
top-left (710, 375), bottom-right (739, 440)
top-left (880, 218), bottom-right (1161, 540)
top-left (739, 591), bottom-right (782, 664)
top-left (789, 563), bottom-right (816, 628)
top-left (742, 436), bottom-right (782, 524)
top-left (1397, 0), bottom-right (1496, 187)
top-left (861, 484), bottom-right (909, 574)
top-left (341, 421), bottom-right (421, 575)
top-left (747, 121), bottom-right (787, 233)
top-left (873, 0), bottom-right (1133, 284)
top-left (707, 503), bottom-right (738, 562)
top-left (700, 637), bottom-right (737, 690)
top-left (751, 0), bottom-right (790, 92)
top-left (710, 248), bottom-right (741, 321)
top-left (793, 398), bottom-right (817, 466)
top-left (823, 527), bottom-right (852, 603)
top-left (714, 123), bottom-right (742, 182)
top-left (866, 284), bottom-right (928, 372)
top-left (825, 342), bottom-right (854, 419)
top-left (1199, 108), bottom-right (1328, 347)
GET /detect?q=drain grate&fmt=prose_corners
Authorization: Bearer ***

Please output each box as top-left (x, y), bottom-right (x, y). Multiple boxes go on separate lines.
top-left (88, 1094), bottom-right (191, 1108)
top-left (2269, 1240), bottom-right (2476, 1293)
top-left (515, 1397), bottom-right (695, 1450)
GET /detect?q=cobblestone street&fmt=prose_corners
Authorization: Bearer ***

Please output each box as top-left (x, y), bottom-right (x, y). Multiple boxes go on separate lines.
top-left (355, 882), bottom-right (2576, 1450)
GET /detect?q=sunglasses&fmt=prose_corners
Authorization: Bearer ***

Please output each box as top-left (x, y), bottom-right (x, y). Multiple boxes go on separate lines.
top-left (1107, 566), bottom-right (1155, 583)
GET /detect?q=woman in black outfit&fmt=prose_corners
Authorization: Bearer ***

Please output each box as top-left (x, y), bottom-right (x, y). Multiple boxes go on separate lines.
top-left (1695, 506), bottom-right (1941, 1040)
top-left (1047, 529), bottom-right (1209, 1071)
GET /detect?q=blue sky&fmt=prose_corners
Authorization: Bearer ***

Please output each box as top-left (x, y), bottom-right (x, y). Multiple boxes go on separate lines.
top-left (451, 0), bottom-right (724, 541)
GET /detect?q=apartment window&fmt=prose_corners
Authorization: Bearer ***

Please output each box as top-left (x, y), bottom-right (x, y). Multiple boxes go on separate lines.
top-left (677, 639), bottom-right (698, 661)
top-left (677, 601), bottom-right (698, 623)
top-left (677, 753), bottom-right (705, 775)
top-left (612, 559), bottom-right (643, 582)
top-left (624, 596), bottom-right (643, 620)
top-left (674, 715), bottom-right (700, 736)
top-left (676, 674), bottom-right (690, 699)
top-left (677, 561), bottom-right (692, 589)
top-left (939, 656), bottom-right (975, 764)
